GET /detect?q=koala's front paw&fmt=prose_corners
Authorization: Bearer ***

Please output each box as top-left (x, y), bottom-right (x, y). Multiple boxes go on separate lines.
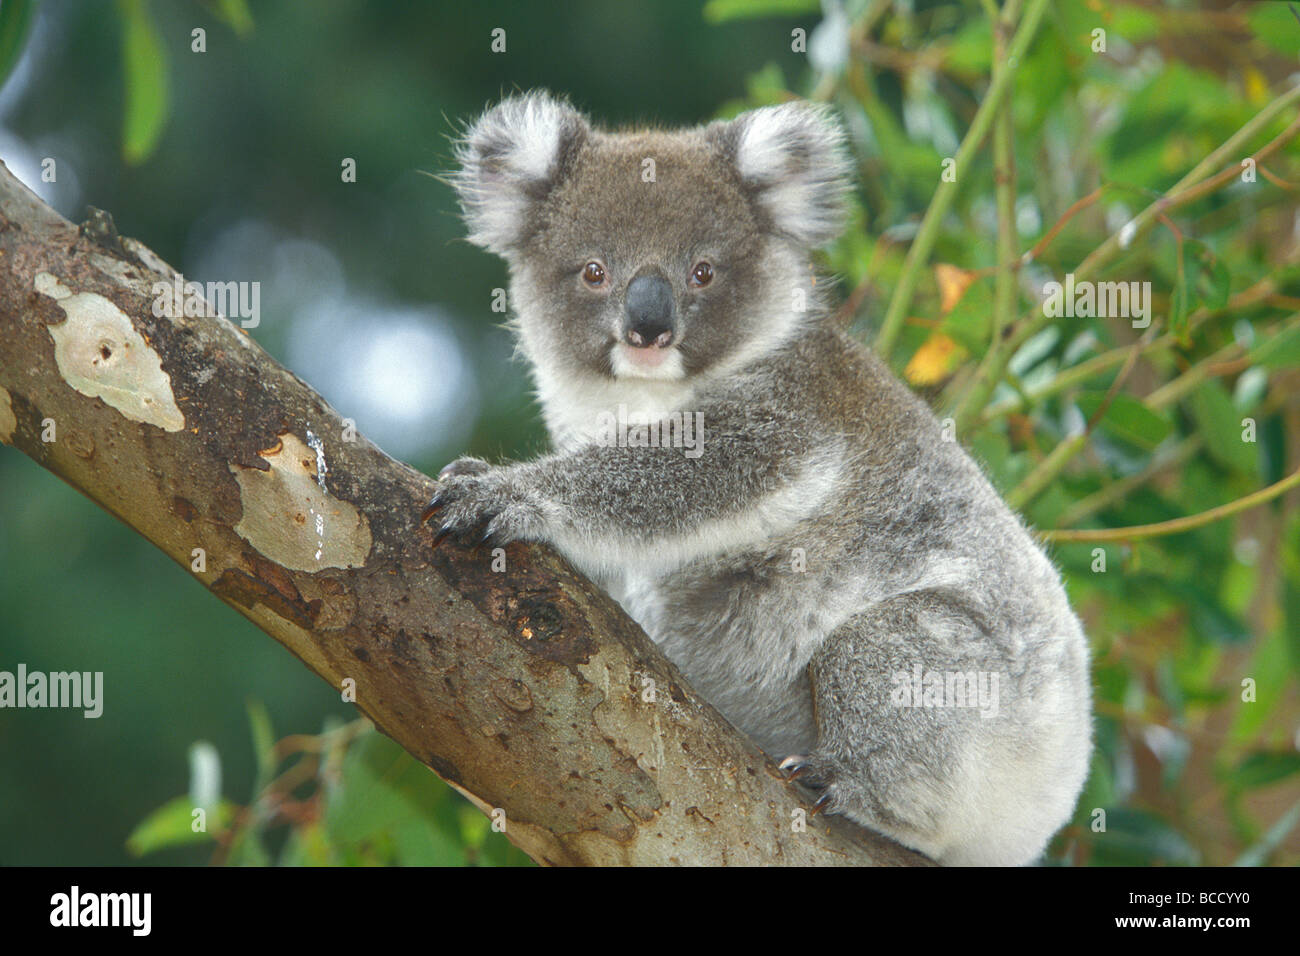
top-left (422, 459), bottom-right (545, 546)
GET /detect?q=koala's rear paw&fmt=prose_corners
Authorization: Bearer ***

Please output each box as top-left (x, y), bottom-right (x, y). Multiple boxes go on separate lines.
top-left (779, 751), bottom-right (858, 816)
top-left (778, 754), bottom-right (809, 779)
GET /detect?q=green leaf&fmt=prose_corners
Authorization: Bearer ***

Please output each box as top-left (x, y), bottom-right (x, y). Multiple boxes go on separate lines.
top-left (1190, 242), bottom-right (1230, 311)
top-left (1103, 64), bottom-right (1232, 190)
top-left (1164, 581), bottom-right (1252, 645)
top-left (210, 0), bottom-right (254, 37)
top-left (118, 0), bottom-right (170, 164)
top-left (1110, 5), bottom-right (1164, 42)
top-left (1228, 751), bottom-right (1300, 790)
top-left (1170, 248), bottom-right (1191, 342)
top-left (1019, 30), bottom-right (1075, 130)
top-left (1250, 2), bottom-right (1300, 58)
top-left (1233, 799), bottom-right (1300, 866)
top-left (1075, 392), bottom-right (1172, 450)
top-left (324, 731), bottom-right (454, 851)
top-left (943, 17), bottom-right (991, 77)
top-left (703, 0), bottom-right (820, 23)
top-left (246, 699), bottom-right (276, 787)
top-left (1189, 381), bottom-right (1257, 477)
top-left (0, 0), bottom-right (35, 90)
top-left (969, 429), bottom-right (1027, 494)
top-left (1285, 533), bottom-right (1300, 675)
top-left (1251, 324), bottom-right (1300, 371)
top-left (279, 821), bottom-right (335, 866)
top-left (1088, 807), bottom-right (1199, 865)
top-left (941, 281), bottom-right (993, 355)
top-left (393, 817), bottom-right (467, 866)
top-left (227, 827), bottom-right (272, 866)
top-left (126, 795), bottom-right (235, 856)
top-left (1228, 631), bottom-right (1289, 746)
top-left (744, 60), bottom-right (789, 104)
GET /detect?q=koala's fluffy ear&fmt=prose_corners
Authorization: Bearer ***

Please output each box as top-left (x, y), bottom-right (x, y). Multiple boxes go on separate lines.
top-left (452, 92), bottom-right (588, 255)
top-left (714, 102), bottom-right (851, 248)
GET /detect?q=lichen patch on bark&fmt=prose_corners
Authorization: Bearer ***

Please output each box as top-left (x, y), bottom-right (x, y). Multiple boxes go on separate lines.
top-left (36, 271), bottom-right (185, 432)
top-left (230, 432), bottom-right (372, 571)
top-left (0, 385), bottom-right (16, 443)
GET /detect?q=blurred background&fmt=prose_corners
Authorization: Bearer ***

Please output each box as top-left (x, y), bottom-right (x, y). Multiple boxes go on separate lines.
top-left (0, 0), bottom-right (1297, 865)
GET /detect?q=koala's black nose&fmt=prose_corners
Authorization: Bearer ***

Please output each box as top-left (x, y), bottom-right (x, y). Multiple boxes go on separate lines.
top-left (624, 275), bottom-right (675, 348)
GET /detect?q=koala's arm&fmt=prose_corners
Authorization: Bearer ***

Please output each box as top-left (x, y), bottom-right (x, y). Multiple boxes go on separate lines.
top-left (428, 401), bottom-right (837, 571)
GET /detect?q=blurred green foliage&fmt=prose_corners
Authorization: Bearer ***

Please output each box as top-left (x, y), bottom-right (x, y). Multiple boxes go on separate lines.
top-left (128, 707), bottom-right (530, 865)
top-left (1, 0), bottom-right (1298, 866)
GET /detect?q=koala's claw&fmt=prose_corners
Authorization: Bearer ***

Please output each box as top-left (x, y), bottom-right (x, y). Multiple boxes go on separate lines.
top-left (421, 493), bottom-right (446, 525)
top-left (423, 457), bottom-right (497, 527)
top-left (421, 460), bottom-right (544, 548)
top-left (780, 754), bottom-right (832, 817)
top-left (422, 457), bottom-right (495, 535)
top-left (778, 754), bottom-right (809, 779)
top-left (781, 753), bottom-right (842, 817)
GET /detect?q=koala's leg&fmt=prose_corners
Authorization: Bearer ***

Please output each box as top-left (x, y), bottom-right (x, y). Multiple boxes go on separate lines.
top-left (796, 590), bottom-right (1056, 866)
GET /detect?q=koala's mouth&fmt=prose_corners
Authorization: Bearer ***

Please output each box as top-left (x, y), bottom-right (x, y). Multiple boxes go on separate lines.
top-left (622, 343), bottom-right (671, 369)
top-left (610, 341), bottom-right (686, 380)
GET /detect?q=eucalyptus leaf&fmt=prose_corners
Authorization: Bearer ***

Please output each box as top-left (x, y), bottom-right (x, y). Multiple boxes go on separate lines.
top-left (0, 0), bottom-right (34, 90)
top-left (118, 0), bottom-right (170, 164)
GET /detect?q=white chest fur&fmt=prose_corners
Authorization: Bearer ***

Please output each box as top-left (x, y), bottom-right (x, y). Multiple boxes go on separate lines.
top-left (533, 364), bottom-right (699, 453)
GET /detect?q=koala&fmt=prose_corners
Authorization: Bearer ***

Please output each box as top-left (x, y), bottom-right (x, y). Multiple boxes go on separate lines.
top-left (429, 91), bottom-right (1093, 866)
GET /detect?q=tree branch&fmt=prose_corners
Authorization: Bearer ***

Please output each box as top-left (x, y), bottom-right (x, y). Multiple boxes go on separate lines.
top-left (0, 162), bottom-right (928, 867)
top-left (874, 0), bottom-right (1049, 357)
top-left (1041, 466), bottom-right (1300, 544)
top-left (951, 85), bottom-right (1300, 433)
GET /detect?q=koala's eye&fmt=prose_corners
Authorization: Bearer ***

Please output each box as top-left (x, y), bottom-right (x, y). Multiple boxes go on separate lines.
top-left (581, 261), bottom-right (607, 287)
top-left (689, 262), bottom-right (714, 288)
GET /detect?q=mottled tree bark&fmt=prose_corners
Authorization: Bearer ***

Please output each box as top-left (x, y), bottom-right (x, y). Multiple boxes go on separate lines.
top-left (0, 162), bottom-right (928, 866)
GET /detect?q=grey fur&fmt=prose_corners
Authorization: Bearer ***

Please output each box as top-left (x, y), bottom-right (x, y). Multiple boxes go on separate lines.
top-left (434, 91), bottom-right (1093, 866)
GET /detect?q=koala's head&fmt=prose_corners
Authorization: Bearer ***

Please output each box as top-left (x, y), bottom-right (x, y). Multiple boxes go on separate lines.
top-left (452, 91), bottom-right (850, 384)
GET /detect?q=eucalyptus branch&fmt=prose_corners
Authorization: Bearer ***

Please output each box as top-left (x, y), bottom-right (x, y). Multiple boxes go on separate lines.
top-left (1003, 337), bottom-right (1143, 510)
top-left (1052, 435), bottom-right (1203, 529)
top-left (0, 163), bottom-right (924, 868)
top-left (1001, 312), bottom-right (1300, 510)
top-left (1050, 377), bottom-right (1288, 531)
top-left (978, 277), bottom-right (1280, 424)
top-left (1144, 311), bottom-right (1300, 411)
top-left (1041, 467), bottom-right (1300, 544)
top-left (874, 0), bottom-right (1049, 357)
top-left (951, 84), bottom-right (1300, 433)
top-left (989, 0), bottom-right (1021, 383)
top-left (811, 0), bottom-right (892, 101)
top-left (1004, 433), bottom-right (1087, 511)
